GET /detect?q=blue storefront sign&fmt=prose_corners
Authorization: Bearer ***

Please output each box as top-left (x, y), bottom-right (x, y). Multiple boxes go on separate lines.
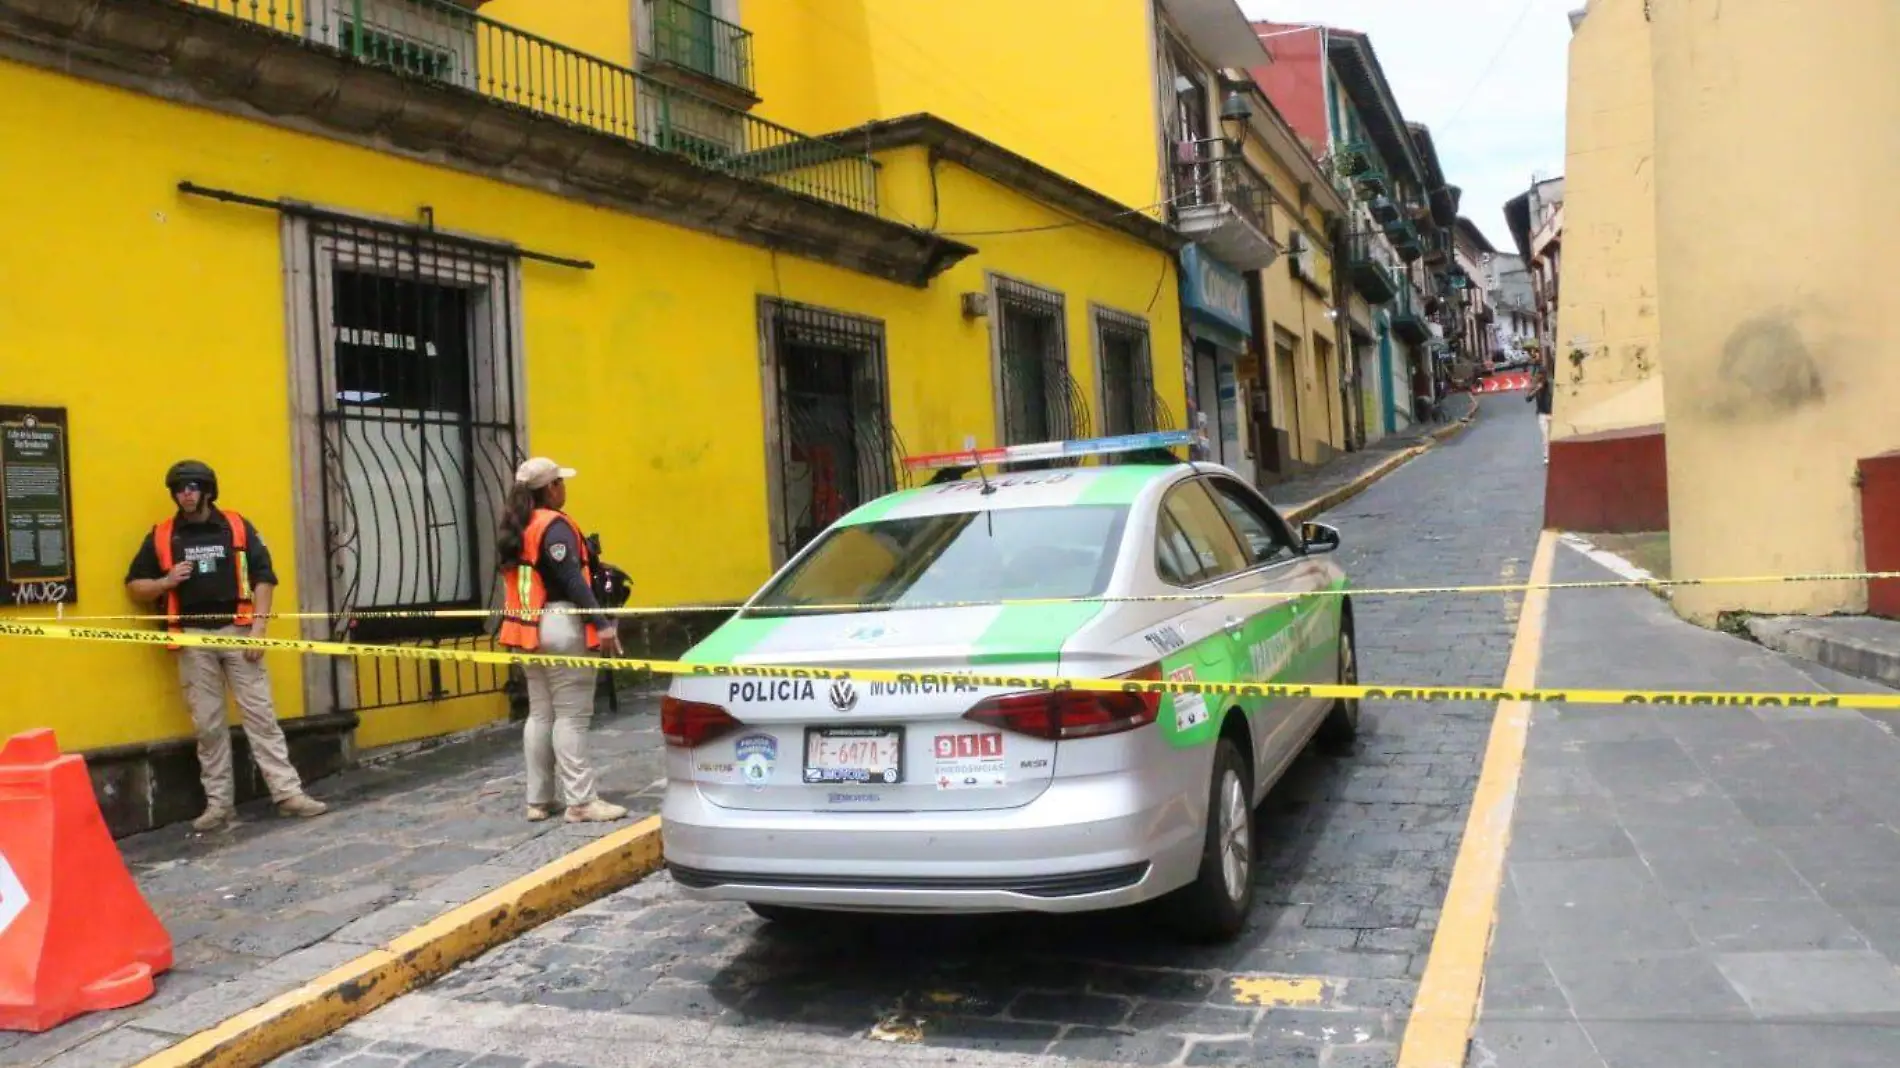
top-left (1179, 244), bottom-right (1253, 347)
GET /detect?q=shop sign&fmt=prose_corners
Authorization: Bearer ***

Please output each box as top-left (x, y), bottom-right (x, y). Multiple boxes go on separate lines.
top-left (1, 405), bottom-right (76, 607)
top-left (1180, 245), bottom-right (1252, 339)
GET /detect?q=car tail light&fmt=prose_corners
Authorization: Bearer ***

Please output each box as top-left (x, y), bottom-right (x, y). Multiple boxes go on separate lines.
top-left (963, 664), bottom-right (1163, 741)
top-left (661, 696), bottom-right (742, 748)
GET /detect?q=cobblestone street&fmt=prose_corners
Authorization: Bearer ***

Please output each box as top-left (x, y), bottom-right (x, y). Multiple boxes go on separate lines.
top-left (0, 699), bottom-right (665, 1068)
top-left (267, 392), bottom-right (1546, 1068)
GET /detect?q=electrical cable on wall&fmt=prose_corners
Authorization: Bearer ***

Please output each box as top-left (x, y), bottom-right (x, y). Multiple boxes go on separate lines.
top-left (936, 191), bottom-right (1191, 238)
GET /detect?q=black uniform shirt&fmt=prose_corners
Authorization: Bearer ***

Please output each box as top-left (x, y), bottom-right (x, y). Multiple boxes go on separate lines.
top-left (126, 510), bottom-right (278, 629)
top-left (535, 515), bottom-right (610, 630)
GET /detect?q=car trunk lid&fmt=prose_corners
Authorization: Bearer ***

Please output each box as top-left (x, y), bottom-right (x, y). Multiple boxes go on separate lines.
top-left (674, 604), bottom-right (1101, 813)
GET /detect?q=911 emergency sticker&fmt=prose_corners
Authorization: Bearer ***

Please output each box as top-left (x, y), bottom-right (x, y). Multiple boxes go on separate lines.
top-left (933, 732), bottom-right (1006, 790)
top-left (1169, 666), bottom-right (1209, 730)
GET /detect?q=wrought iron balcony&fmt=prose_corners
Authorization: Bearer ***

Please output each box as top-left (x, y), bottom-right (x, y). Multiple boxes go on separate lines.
top-left (180, 0), bottom-right (875, 215)
top-left (1336, 141), bottom-right (1386, 201)
top-left (1333, 141), bottom-right (1373, 178)
top-left (1384, 215), bottom-right (1423, 263)
top-left (1391, 283), bottom-right (1431, 344)
top-left (639, 0), bottom-right (757, 104)
top-left (1346, 234), bottom-right (1398, 305)
top-left (1171, 139), bottom-right (1278, 271)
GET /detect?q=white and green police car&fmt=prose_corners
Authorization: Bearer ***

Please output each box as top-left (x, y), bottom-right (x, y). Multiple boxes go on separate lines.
top-left (659, 431), bottom-right (1356, 942)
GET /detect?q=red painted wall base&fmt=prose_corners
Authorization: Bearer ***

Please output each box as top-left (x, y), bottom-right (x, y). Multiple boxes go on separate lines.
top-left (1545, 424), bottom-right (1670, 533)
top-left (1859, 451), bottom-right (1900, 618)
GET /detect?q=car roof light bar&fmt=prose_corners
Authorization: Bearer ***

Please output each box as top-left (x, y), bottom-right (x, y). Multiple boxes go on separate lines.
top-left (902, 429), bottom-right (1201, 471)
top-left (904, 430), bottom-right (1204, 483)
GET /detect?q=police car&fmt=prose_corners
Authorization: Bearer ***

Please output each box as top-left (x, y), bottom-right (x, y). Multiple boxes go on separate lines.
top-left (658, 430), bottom-right (1356, 942)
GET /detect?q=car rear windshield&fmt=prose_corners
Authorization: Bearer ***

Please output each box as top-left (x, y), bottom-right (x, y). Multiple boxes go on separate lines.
top-left (748, 505), bottom-right (1130, 614)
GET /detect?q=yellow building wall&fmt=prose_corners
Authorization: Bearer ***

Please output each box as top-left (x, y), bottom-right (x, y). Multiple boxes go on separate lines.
top-left (0, 58), bottom-right (1178, 754)
top-left (1243, 141), bottom-right (1343, 465)
top-left (1650, 0), bottom-right (1898, 622)
top-left (872, 148), bottom-right (1187, 452)
top-left (1552, 0), bottom-right (1662, 440)
top-left (480, 0), bottom-right (635, 66)
top-left (745, 0), bottom-right (1164, 215)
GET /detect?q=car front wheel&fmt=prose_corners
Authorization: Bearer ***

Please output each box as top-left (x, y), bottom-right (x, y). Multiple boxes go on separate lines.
top-left (1165, 735), bottom-right (1253, 943)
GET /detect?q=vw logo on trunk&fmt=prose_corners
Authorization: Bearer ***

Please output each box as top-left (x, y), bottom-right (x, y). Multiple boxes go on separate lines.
top-left (828, 679), bottom-right (859, 712)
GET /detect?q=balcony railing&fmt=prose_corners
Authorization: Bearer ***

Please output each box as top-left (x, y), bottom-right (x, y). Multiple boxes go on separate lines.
top-left (1346, 234), bottom-right (1398, 304)
top-left (1391, 282), bottom-right (1431, 343)
top-left (640, 0), bottom-right (755, 97)
top-left (1174, 139), bottom-right (1271, 235)
top-left (1335, 141), bottom-right (1386, 200)
top-left (1171, 138), bottom-right (1277, 271)
top-left (180, 0), bottom-right (876, 215)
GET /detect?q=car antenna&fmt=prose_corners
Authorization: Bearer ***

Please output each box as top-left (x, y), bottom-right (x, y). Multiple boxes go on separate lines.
top-left (967, 436), bottom-right (998, 496)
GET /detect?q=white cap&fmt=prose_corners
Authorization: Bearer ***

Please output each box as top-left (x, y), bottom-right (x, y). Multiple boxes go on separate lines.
top-left (514, 457), bottom-right (576, 490)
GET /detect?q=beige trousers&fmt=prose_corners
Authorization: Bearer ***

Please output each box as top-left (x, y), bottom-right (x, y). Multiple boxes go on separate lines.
top-left (522, 603), bottom-right (601, 808)
top-left (177, 625), bottom-right (305, 810)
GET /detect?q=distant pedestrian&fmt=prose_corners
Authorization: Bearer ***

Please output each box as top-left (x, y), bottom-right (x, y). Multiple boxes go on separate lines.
top-left (1528, 357), bottom-right (1554, 463)
top-left (496, 457), bottom-right (628, 824)
top-left (124, 460), bottom-right (328, 832)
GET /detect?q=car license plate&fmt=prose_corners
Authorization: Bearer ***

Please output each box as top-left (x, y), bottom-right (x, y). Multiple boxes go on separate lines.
top-left (803, 726), bottom-right (904, 785)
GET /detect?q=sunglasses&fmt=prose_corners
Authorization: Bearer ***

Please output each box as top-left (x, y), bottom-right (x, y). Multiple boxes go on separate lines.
top-left (169, 481), bottom-right (206, 495)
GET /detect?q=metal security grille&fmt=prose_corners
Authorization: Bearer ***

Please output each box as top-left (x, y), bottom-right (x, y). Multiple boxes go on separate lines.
top-left (763, 300), bottom-right (900, 560)
top-left (303, 218), bottom-right (522, 714)
top-left (1096, 309), bottom-right (1169, 435)
top-left (995, 279), bottom-right (1090, 452)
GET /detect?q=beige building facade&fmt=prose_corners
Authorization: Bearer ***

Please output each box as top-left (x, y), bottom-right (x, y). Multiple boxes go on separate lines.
top-left (1238, 83), bottom-right (1351, 474)
top-left (1651, 0), bottom-right (1899, 622)
top-left (1555, 0), bottom-right (1663, 443)
top-left (1548, 0), bottom-right (1900, 621)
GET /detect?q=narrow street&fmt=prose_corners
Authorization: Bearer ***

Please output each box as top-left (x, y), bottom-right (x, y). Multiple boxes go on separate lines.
top-left (268, 393), bottom-right (1546, 1068)
top-left (11, 2), bottom-right (1900, 1066)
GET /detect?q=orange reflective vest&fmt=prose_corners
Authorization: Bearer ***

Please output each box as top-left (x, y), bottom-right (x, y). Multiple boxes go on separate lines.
top-left (153, 509), bottom-right (255, 640)
top-left (500, 508), bottom-right (599, 651)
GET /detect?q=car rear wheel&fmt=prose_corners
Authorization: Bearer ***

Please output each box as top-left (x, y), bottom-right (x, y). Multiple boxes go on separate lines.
top-left (1165, 734), bottom-right (1253, 943)
top-left (1317, 618), bottom-right (1360, 751)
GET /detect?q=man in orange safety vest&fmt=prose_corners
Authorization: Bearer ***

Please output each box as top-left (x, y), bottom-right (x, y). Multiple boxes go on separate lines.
top-left (124, 460), bottom-right (328, 832)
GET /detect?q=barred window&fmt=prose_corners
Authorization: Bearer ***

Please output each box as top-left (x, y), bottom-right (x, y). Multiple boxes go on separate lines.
top-left (760, 299), bottom-right (898, 562)
top-left (1094, 307), bottom-right (1159, 436)
top-left (993, 277), bottom-right (1089, 449)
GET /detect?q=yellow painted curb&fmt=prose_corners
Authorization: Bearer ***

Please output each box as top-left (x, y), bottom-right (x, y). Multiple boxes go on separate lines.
top-left (1284, 446), bottom-right (1424, 524)
top-left (1283, 405), bottom-right (1480, 524)
top-left (1397, 530), bottom-right (1558, 1067)
top-left (134, 815), bottom-right (666, 1068)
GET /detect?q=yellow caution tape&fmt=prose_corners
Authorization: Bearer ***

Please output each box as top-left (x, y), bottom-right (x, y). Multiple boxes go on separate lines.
top-left (1, 618), bottom-right (1893, 711)
top-left (13, 570), bottom-right (1900, 626)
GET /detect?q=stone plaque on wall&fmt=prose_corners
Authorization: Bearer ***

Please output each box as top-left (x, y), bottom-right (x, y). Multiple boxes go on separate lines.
top-left (1, 405), bottom-right (77, 606)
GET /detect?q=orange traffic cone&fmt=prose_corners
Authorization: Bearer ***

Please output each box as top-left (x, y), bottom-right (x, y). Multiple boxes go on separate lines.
top-left (0, 729), bottom-right (173, 1032)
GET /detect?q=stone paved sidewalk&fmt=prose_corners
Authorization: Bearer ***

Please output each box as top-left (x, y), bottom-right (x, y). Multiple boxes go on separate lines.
top-left (1263, 391), bottom-right (1479, 515)
top-left (0, 694), bottom-right (665, 1068)
top-left (1471, 545), bottom-right (1900, 1068)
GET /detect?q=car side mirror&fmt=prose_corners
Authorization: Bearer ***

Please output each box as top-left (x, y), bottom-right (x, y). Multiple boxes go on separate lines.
top-left (1300, 521), bottom-right (1341, 554)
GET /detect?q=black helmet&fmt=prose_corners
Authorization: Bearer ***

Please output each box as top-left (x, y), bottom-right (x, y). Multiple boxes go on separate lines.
top-left (164, 459), bottom-right (218, 503)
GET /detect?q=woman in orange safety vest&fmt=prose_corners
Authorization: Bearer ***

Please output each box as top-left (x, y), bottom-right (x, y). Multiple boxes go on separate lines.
top-left (497, 457), bottom-right (628, 825)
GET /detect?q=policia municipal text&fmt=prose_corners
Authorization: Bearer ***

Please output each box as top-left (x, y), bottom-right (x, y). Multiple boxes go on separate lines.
top-left (124, 461), bottom-right (329, 832)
